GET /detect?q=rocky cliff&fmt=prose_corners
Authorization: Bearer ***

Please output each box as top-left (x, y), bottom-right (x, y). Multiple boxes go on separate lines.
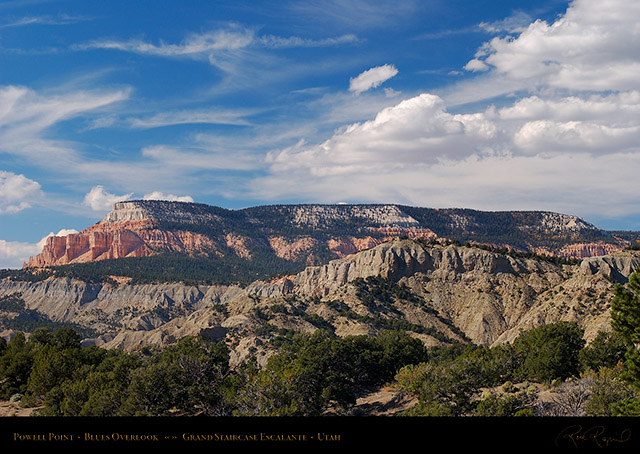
top-left (6, 239), bottom-right (640, 366)
top-left (24, 201), bottom-right (629, 270)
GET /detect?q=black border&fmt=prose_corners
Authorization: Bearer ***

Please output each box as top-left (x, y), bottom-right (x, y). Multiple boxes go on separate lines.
top-left (2, 416), bottom-right (639, 450)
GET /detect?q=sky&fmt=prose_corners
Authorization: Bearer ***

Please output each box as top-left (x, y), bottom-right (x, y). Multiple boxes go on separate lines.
top-left (1, 0), bottom-right (640, 268)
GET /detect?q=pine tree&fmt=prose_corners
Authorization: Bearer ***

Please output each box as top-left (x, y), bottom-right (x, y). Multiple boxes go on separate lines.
top-left (610, 269), bottom-right (640, 390)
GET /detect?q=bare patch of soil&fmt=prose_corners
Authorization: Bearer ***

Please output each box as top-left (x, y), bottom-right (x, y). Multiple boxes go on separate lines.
top-left (353, 386), bottom-right (417, 416)
top-left (0, 400), bottom-right (39, 417)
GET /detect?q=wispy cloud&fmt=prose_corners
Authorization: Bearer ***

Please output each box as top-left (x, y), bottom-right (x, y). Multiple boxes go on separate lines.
top-left (78, 28), bottom-right (255, 58)
top-left (77, 26), bottom-right (360, 61)
top-left (0, 0), bottom-right (63, 12)
top-left (258, 33), bottom-right (359, 48)
top-left (0, 13), bottom-right (92, 28)
top-left (413, 26), bottom-right (481, 41)
top-left (349, 64), bottom-right (398, 95)
top-left (478, 11), bottom-right (533, 33)
top-left (0, 84), bottom-right (131, 162)
top-left (413, 11), bottom-right (535, 42)
top-left (0, 85), bottom-right (130, 138)
top-left (128, 108), bottom-right (258, 129)
top-left (141, 144), bottom-right (260, 171)
top-left (289, 0), bottom-right (420, 30)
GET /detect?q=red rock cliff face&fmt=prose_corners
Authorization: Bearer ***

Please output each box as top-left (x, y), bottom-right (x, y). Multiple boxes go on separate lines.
top-left (531, 242), bottom-right (624, 260)
top-left (557, 242), bottom-right (623, 259)
top-left (24, 211), bottom-right (228, 268)
top-left (26, 225), bottom-right (154, 267)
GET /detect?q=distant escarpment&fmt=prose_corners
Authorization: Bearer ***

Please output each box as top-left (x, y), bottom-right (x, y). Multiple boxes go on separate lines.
top-left (24, 201), bottom-right (633, 272)
top-left (25, 202), bottom-right (438, 270)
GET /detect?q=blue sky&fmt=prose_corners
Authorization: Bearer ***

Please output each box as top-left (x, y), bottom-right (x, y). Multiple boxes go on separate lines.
top-left (1, 0), bottom-right (640, 268)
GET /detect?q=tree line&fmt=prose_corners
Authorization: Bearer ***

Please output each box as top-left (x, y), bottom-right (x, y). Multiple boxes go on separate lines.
top-left (0, 328), bottom-right (428, 416)
top-left (0, 322), bottom-right (636, 417)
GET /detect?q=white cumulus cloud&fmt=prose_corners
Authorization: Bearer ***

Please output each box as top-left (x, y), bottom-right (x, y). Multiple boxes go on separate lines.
top-left (466, 0), bottom-right (640, 91)
top-left (142, 191), bottom-right (194, 203)
top-left (0, 239), bottom-right (43, 268)
top-left (255, 0), bottom-right (640, 224)
top-left (0, 170), bottom-right (43, 214)
top-left (259, 84), bottom-right (640, 222)
top-left (464, 59), bottom-right (489, 72)
top-left (83, 185), bottom-right (133, 212)
top-left (266, 93), bottom-right (499, 174)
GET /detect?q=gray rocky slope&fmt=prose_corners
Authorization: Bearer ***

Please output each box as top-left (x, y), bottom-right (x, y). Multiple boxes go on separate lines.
top-left (3, 239), bottom-right (640, 366)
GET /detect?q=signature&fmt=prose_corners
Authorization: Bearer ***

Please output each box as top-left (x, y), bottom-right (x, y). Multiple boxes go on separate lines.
top-left (556, 425), bottom-right (632, 448)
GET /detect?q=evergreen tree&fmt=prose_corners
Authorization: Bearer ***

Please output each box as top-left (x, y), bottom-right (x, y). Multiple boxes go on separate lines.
top-left (513, 321), bottom-right (585, 382)
top-left (579, 330), bottom-right (627, 372)
top-left (611, 270), bottom-right (640, 387)
top-left (585, 367), bottom-right (639, 416)
top-left (26, 344), bottom-right (82, 404)
top-left (120, 337), bottom-right (233, 416)
top-left (0, 333), bottom-right (33, 398)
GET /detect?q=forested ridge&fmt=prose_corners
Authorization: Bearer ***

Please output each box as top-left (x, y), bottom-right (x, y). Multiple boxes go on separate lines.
top-left (157, 202), bottom-right (624, 251)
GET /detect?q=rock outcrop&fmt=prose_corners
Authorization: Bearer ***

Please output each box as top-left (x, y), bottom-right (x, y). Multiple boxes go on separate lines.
top-left (268, 236), bottom-right (318, 261)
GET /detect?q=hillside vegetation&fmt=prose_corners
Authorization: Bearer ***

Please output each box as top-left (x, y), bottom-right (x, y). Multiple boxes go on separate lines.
top-left (1, 312), bottom-right (638, 416)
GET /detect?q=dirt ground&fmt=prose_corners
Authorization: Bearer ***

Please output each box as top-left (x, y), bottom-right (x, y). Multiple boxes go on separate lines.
top-left (0, 400), bottom-right (39, 417)
top-left (353, 386), bottom-right (417, 415)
